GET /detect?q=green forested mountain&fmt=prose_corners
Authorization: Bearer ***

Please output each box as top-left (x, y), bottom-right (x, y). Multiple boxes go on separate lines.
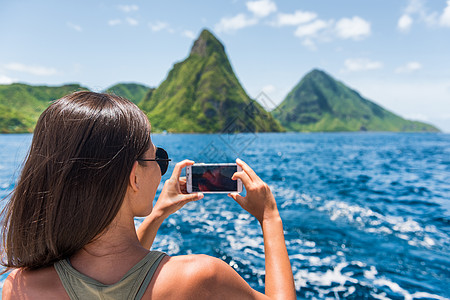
top-left (0, 83), bottom-right (153, 133)
top-left (139, 29), bottom-right (283, 133)
top-left (273, 69), bottom-right (440, 132)
top-left (103, 83), bottom-right (153, 104)
top-left (0, 37), bottom-right (441, 134)
top-left (0, 83), bottom-right (88, 133)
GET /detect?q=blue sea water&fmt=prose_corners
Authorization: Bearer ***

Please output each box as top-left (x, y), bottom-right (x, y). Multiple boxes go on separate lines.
top-left (0, 132), bottom-right (449, 299)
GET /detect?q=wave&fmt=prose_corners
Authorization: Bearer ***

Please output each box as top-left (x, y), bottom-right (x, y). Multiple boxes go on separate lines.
top-left (274, 183), bottom-right (448, 249)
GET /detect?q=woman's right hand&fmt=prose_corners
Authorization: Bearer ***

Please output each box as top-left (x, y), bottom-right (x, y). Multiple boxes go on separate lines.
top-left (153, 160), bottom-right (203, 220)
top-left (138, 160), bottom-right (203, 249)
top-left (228, 158), bottom-right (279, 224)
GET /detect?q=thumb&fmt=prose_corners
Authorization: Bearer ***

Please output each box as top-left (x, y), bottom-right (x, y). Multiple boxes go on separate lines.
top-left (180, 192), bottom-right (204, 203)
top-left (228, 192), bottom-right (245, 207)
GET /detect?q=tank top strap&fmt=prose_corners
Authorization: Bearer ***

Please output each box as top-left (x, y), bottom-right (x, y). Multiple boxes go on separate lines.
top-left (54, 251), bottom-right (167, 300)
top-left (134, 252), bottom-right (166, 299)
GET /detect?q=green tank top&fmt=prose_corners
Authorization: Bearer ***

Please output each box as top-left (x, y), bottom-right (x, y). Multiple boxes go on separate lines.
top-left (54, 251), bottom-right (167, 300)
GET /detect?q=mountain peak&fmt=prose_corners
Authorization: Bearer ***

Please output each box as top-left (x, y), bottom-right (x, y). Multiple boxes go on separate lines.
top-left (140, 28), bottom-right (282, 133)
top-left (273, 68), bottom-right (439, 132)
top-left (305, 69), bottom-right (332, 80)
top-left (190, 29), bottom-right (225, 58)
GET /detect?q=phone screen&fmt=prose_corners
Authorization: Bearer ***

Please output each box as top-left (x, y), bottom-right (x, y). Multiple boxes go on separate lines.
top-left (191, 165), bottom-right (237, 192)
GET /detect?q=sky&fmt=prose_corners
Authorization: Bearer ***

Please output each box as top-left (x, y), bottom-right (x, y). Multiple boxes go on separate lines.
top-left (1, 0), bottom-right (449, 131)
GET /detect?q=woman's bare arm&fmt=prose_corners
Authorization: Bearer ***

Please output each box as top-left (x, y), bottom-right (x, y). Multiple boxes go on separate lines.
top-left (228, 158), bottom-right (296, 299)
top-left (260, 215), bottom-right (295, 298)
top-left (136, 210), bottom-right (165, 250)
top-left (137, 160), bottom-right (203, 249)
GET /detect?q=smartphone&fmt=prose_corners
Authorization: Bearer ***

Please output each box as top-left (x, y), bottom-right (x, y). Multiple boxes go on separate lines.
top-left (186, 163), bottom-right (243, 194)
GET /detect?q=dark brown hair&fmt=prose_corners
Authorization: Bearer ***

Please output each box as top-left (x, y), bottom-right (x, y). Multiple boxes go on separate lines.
top-left (1, 91), bottom-right (151, 271)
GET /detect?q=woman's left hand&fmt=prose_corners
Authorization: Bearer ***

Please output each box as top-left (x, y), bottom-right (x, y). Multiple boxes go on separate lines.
top-left (152, 160), bottom-right (203, 219)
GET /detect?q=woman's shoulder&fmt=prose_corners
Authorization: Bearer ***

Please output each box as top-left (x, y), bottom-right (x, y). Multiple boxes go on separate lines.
top-left (2, 254), bottom-right (263, 300)
top-left (145, 254), bottom-right (219, 298)
top-left (146, 254), bottom-right (261, 300)
top-left (2, 266), bottom-right (69, 300)
top-left (160, 253), bottom-right (224, 275)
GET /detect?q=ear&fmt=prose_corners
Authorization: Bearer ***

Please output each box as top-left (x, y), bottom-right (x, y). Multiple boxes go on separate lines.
top-left (129, 161), bottom-right (140, 192)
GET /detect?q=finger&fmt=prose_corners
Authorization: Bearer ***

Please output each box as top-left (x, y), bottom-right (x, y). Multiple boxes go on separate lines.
top-left (171, 160), bottom-right (194, 181)
top-left (179, 181), bottom-right (187, 194)
top-left (228, 192), bottom-right (246, 208)
top-left (180, 192), bottom-right (204, 203)
top-left (236, 158), bottom-right (260, 182)
top-left (231, 170), bottom-right (252, 187)
top-left (179, 177), bottom-right (187, 192)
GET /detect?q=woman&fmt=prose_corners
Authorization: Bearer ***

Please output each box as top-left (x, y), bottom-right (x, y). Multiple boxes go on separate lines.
top-left (1, 91), bottom-right (296, 299)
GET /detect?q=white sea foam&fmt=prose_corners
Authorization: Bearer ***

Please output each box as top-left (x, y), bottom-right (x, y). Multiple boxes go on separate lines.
top-left (292, 255), bottom-right (449, 300)
top-left (411, 292), bottom-right (449, 300)
top-left (370, 291), bottom-right (391, 300)
top-left (243, 247), bottom-right (264, 259)
top-left (274, 182), bottom-right (443, 249)
top-left (293, 261), bottom-right (358, 290)
top-left (373, 278), bottom-right (450, 300)
top-left (343, 286), bottom-right (356, 297)
top-left (319, 200), bottom-right (441, 248)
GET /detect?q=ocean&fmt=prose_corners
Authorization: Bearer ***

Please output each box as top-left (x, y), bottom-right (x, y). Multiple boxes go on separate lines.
top-left (1, 132), bottom-right (449, 299)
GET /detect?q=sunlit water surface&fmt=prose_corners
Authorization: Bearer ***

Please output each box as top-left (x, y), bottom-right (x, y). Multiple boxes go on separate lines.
top-left (1, 133), bottom-right (449, 299)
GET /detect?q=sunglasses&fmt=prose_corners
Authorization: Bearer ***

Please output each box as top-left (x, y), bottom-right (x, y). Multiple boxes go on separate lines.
top-left (137, 147), bottom-right (171, 175)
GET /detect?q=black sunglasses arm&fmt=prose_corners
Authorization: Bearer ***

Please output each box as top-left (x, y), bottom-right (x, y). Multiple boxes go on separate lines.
top-left (137, 158), bottom-right (171, 162)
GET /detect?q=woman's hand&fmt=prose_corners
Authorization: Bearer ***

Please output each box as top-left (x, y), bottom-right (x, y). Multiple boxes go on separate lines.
top-left (137, 160), bottom-right (203, 249)
top-left (152, 159), bottom-right (203, 220)
top-left (228, 158), bottom-right (279, 224)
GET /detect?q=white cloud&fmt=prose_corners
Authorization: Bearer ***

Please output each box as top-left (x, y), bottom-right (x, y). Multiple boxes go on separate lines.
top-left (4, 63), bottom-right (58, 76)
top-left (395, 61), bottom-right (422, 73)
top-left (215, 14), bottom-right (258, 33)
top-left (302, 38), bottom-right (317, 51)
top-left (335, 16), bottom-right (371, 40)
top-left (398, 0), bottom-right (450, 29)
top-left (108, 18), bottom-right (138, 27)
top-left (182, 30), bottom-right (196, 39)
top-left (343, 58), bottom-right (383, 72)
top-left (272, 10), bottom-right (317, 27)
top-left (214, 0), bottom-right (275, 34)
top-left (246, 0), bottom-right (277, 18)
top-left (108, 19), bottom-right (122, 26)
top-left (117, 4), bottom-right (139, 13)
top-left (126, 17), bottom-right (138, 26)
top-left (440, 0), bottom-right (450, 27)
top-left (294, 19), bottom-right (329, 38)
top-left (0, 74), bottom-right (16, 84)
top-left (149, 21), bottom-right (170, 32)
top-left (398, 14), bottom-right (413, 32)
top-left (67, 22), bottom-right (82, 32)
top-left (290, 15), bottom-right (370, 48)
top-left (404, 0), bottom-right (424, 15)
